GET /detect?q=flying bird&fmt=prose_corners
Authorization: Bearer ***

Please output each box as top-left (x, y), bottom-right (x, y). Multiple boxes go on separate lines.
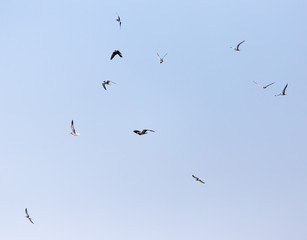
top-left (133, 129), bottom-right (155, 135)
top-left (70, 120), bottom-right (80, 136)
top-left (192, 175), bottom-right (205, 184)
top-left (102, 80), bottom-right (116, 90)
top-left (110, 50), bottom-right (122, 60)
top-left (157, 53), bottom-right (167, 64)
top-left (25, 208), bottom-right (34, 224)
top-left (230, 40), bottom-right (245, 51)
top-left (275, 84), bottom-right (288, 96)
top-left (116, 13), bottom-right (121, 29)
top-left (253, 81), bottom-right (275, 89)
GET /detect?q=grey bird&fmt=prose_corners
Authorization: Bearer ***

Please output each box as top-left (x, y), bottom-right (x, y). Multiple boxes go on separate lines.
top-left (110, 50), bottom-right (122, 60)
top-left (192, 175), bottom-right (205, 184)
top-left (275, 84), bottom-right (288, 96)
top-left (102, 80), bottom-right (116, 90)
top-left (157, 53), bottom-right (167, 63)
top-left (70, 120), bottom-right (80, 136)
top-left (230, 40), bottom-right (245, 51)
top-left (133, 129), bottom-right (155, 135)
top-left (25, 208), bottom-right (34, 224)
top-left (253, 81), bottom-right (275, 89)
top-left (116, 13), bottom-right (121, 29)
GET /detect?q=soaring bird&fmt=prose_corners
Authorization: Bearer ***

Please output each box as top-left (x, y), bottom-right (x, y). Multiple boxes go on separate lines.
top-left (116, 13), bottom-right (121, 29)
top-left (157, 53), bottom-right (167, 64)
top-left (133, 129), bottom-right (155, 135)
top-left (110, 50), bottom-right (122, 60)
top-left (71, 120), bottom-right (80, 136)
top-left (275, 84), bottom-right (288, 96)
top-left (230, 40), bottom-right (245, 51)
top-left (253, 81), bottom-right (275, 89)
top-left (25, 208), bottom-right (34, 224)
top-left (102, 80), bottom-right (116, 90)
top-left (192, 175), bottom-right (205, 184)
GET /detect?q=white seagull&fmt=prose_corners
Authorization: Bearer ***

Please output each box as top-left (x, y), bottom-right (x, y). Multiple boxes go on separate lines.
top-left (102, 80), bottom-right (116, 90)
top-left (275, 84), bottom-right (288, 96)
top-left (25, 208), bottom-right (34, 224)
top-left (157, 53), bottom-right (167, 64)
top-left (253, 81), bottom-right (275, 89)
top-left (70, 120), bottom-right (80, 136)
top-left (230, 40), bottom-right (245, 51)
top-left (192, 175), bottom-right (205, 184)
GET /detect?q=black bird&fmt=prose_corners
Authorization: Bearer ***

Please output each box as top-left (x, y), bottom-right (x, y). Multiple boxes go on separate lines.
top-left (192, 175), bottom-right (205, 184)
top-left (133, 129), bottom-right (155, 135)
top-left (253, 81), bottom-right (275, 89)
top-left (110, 50), bottom-right (122, 60)
top-left (230, 40), bottom-right (245, 51)
top-left (102, 80), bottom-right (116, 90)
top-left (116, 13), bottom-right (121, 29)
top-left (25, 208), bottom-right (34, 224)
top-left (275, 84), bottom-right (288, 96)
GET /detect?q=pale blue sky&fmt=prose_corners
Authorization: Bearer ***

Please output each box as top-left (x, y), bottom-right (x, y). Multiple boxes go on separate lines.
top-left (0, 0), bottom-right (307, 239)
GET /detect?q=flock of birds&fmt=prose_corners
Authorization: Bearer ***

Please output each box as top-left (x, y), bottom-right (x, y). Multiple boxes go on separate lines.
top-left (24, 13), bottom-right (288, 225)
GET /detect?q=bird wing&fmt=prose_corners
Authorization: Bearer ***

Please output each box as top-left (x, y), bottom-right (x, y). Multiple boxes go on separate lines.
top-left (71, 120), bottom-right (76, 134)
top-left (157, 53), bottom-right (161, 60)
top-left (110, 81), bottom-right (116, 84)
top-left (117, 51), bottom-right (123, 57)
top-left (162, 53), bottom-right (167, 59)
top-left (264, 82), bottom-right (275, 88)
top-left (282, 84), bottom-right (288, 94)
top-left (253, 81), bottom-right (263, 87)
top-left (110, 51), bottom-right (117, 60)
top-left (25, 208), bottom-right (29, 216)
top-left (237, 40), bottom-right (245, 49)
top-left (102, 83), bottom-right (107, 90)
top-left (192, 175), bottom-right (197, 179)
top-left (199, 179), bottom-right (205, 184)
top-left (29, 218), bottom-right (34, 224)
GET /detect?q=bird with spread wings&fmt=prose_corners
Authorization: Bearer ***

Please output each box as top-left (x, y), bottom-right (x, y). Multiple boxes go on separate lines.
top-left (71, 120), bottom-right (80, 136)
top-left (110, 50), bottom-right (122, 60)
top-left (230, 40), bottom-right (245, 51)
top-left (25, 208), bottom-right (34, 224)
top-left (253, 81), bottom-right (275, 89)
top-left (102, 80), bottom-right (116, 90)
top-left (275, 84), bottom-right (288, 96)
top-left (192, 175), bottom-right (205, 184)
top-left (133, 129), bottom-right (155, 135)
top-left (157, 53), bottom-right (167, 64)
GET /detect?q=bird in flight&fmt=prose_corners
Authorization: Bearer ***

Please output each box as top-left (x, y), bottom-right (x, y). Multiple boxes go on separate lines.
top-left (230, 40), bottom-right (245, 51)
top-left (116, 13), bottom-right (121, 29)
top-left (71, 120), bottom-right (80, 136)
top-left (102, 80), bottom-right (116, 90)
top-left (275, 84), bottom-right (288, 96)
top-left (253, 81), bottom-right (275, 89)
top-left (157, 53), bottom-right (167, 64)
top-left (110, 50), bottom-right (122, 60)
top-left (192, 175), bottom-right (205, 184)
top-left (133, 129), bottom-right (155, 135)
top-left (25, 208), bottom-right (34, 224)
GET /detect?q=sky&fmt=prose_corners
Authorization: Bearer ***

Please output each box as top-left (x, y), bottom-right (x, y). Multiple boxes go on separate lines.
top-left (0, 0), bottom-right (307, 239)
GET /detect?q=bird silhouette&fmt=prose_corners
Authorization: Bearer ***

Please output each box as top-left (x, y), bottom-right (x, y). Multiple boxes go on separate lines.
top-left (253, 81), bottom-right (275, 89)
top-left (192, 175), bottom-right (205, 184)
top-left (230, 40), bottom-right (245, 51)
top-left (110, 50), bottom-right (122, 60)
top-left (275, 84), bottom-right (288, 96)
top-left (116, 13), bottom-right (121, 29)
top-left (102, 80), bottom-right (116, 90)
top-left (133, 129), bottom-right (155, 135)
top-left (157, 53), bottom-right (167, 63)
top-left (25, 208), bottom-right (34, 224)
top-left (71, 120), bottom-right (80, 136)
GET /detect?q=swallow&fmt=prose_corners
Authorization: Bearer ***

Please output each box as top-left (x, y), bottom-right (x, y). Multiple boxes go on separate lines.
top-left (102, 80), bottom-right (116, 90)
top-left (110, 50), bottom-right (122, 60)
top-left (116, 13), bottom-right (121, 29)
top-left (25, 208), bottom-right (34, 224)
top-left (253, 81), bottom-right (275, 89)
top-left (157, 53), bottom-right (167, 64)
top-left (133, 129), bottom-right (155, 135)
top-left (230, 40), bottom-right (245, 51)
top-left (192, 175), bottom-right (205, 184)
top-left (71, 120), bottom-right (80, 136)
top-left (275, 84), bottom-right (288, 96)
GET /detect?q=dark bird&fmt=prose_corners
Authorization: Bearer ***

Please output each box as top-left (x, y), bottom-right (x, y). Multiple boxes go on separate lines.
top-left (133, 129), bottom-right (155, 135)
top-left (70, 120), bottom-right (80, 136)
top-left (110, 50), bottom-right (122, 60)
top-left (157, 53), bottom-right (167, 64)
top-left (253, 81), bottom-right (275, 89)
top-left (25, 208), bottom-right (34, 224)
top-left (230, 40), bottom-right (245, 51)
top-left (102, 80), bottom-right (116, 90)
top-left (192, 175), bottom-right (205, 184)
top-left (116, 13), bottom-right (121, 29)
top-left (275, 84), bottom-right (288, 96)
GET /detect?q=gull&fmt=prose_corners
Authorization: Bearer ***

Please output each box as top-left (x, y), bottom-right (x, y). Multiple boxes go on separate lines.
top-left (133, 129), bottom-right (155, 135)
top-left (116, 13), bottom-right (121, 29)
top-left (192, 175), bottom-right (205, 184)
top-left (157, 53), bottom-right (167, 64)
top-left (110, 50), bottom-right (122, 60)
top-left (253, 81), bottom-right (275, 89)
top-left (230, 40), bottom-right (245, 51)
top-left (71, 120), bottom-right (80, 136)
top-left (102, 80), bottom-right (116, 90)
top-left (275, 84), bottom-right (288, 96)
top-left (25, 208), bottom-right (34, 224)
